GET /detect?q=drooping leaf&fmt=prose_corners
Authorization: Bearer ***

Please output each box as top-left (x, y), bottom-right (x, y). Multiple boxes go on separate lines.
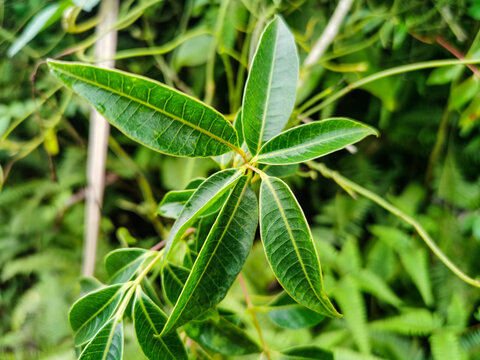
top-left (267, 292), bottom-right (325, 329)
top-left (185, 317), bottom-right (261, 355)
top-left (259, 175), bottom-right (341, 318)
top-left (105, 248), bottom-right (153, 284)
top-left (162, 264), bottom-right (259, 355)
top-left (133, 289), bottom-right (187, 360)
top-left (47, 60), bottom-right (239, 157)
top-left (256, 119), bottom-right (378, 165)
top-left (78, 319), bottom-right (123, 360)
top-left (162, 176), bottom-right (258, 334)
top-left (242, 16), bottom-right (299, 156)
top-left (163, 168), bottom-right (243, 261)
top-left (280, 345), bottom-right (334, 360)
top-left (8, 1), bottom-right (72, 57)
top-left (157, 190), bottom-right (195, 219)
top-left (69, 284), bottom-right (125, 345)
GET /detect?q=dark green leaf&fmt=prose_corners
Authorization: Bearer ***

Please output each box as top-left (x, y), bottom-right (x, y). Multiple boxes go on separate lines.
top-left (133, 289), bottom-right (187, 360)
top-left (242, 16), bottom-right (299, 155)
top-left (47, 60), bottom-right (239, 157)
top-left (259, 176), bottom-right (341, 318)
top-left (185, 317), bottom-right (260, 355)
top-left (256, 118), bottom-right (378, 165)
top-left (163, 264), bottom-right (191, 305)
top-left (105, 248), bottom-right (152, 284)
top-left (69, 284), bottom-right (125, 345)
top-left (78, 319), bottom-right (123, 360)
top-left (164, 169), bottom-right (243, 261)
top-left (267, 292), bottom-right (325, 329)
top-left (280, 346), bottom-right (333, 360)
top-left (162, 176), bottom-right (258, 334)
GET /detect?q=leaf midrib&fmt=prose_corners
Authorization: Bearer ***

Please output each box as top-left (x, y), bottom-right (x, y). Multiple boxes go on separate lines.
top-left (101, 321), bottom-right (120, 360)
top-left (164, 180), bottom-right (248, 333)
top-left (262, 177), bottom-right (326, 309)
top-left (51, 65), bottom-right (240, 154)
top-left (258, 127), bottom-right (369, 160)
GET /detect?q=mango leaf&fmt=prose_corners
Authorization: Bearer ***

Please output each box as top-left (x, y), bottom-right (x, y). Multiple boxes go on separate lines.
top-left (162, 176), bottom-right (258, 334)
top-left (69, 284), bottom-right (125, 345)
top-left (162, 264), bottom-right (259, 355)
top-left (105, 248), bottom-right (153, 284)
top-left (242, 16), bottom-right (299, 156)
top-left (8, 1), bottom-right (72, 57)
top-left (280, 346), bottom-right (333, 360)
top-left (78, 319), bottom-right (123, 360)
top-left (157, 190), bottom-right (195, 219)
top-left (185, 317), bottom-right (261, 355)
top-left (259, 176), bottom-right (341, 318)
top-left (163, 168), bottom-right (243, 261)
top-left (256, 118), bottom-right (378, 165)
top-left (133, 289), bottom-right (187, 360)
top-left (267, 292), bottom-right (325, 329)
top-left (259, 164), bottom-right (299, 178)
top-left (47, 60), bottom-right (239, 157)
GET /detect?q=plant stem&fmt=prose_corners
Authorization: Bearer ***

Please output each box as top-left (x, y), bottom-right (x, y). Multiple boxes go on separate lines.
top-left (238, 274), bottom-right (270, 359)
top-left (308, 161), bottom-right (480, 288)
top-left (301, 58), bottom-right (480, 119)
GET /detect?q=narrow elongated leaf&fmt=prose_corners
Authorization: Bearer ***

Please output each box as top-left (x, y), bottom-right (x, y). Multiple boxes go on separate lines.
top-left (105, 248), bottom-right (153, 284)
top-left (162, 264), bottom-right (260, 355)
top-left (69, 284), bottom-right (125, 345)
top-left (47, 60), bottom-right (239, 157)
top-left (164, 168), bottom-right (243, 261)
top-left (79, 319), bottom-right (123, 360)
top-left (162, 176), bottom-right (258, 334)
top-left (242, 16), bottom-right (299, 155)
top-left (280, 346), bottom-right (333, 360)
top-left (157, 190), bottom-right (195, 219)
top-left (256, 118), bottom-right (378, 165)
top-left (185, 317), bottom-right (261, 355)
top-left (267, 292), bottom-right (325, 329)
top-left (133, 289), bottom-right (187, 360)
top-left (260, 176), bottom-right (341, 318)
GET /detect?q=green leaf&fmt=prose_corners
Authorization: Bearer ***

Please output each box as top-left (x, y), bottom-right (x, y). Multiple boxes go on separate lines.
top-left (242, 16), bottom-right (299, 156)
top-left (47, 60), bottom-right (239, 157)
top-left (105, 248), bottom-right (152, 284)
top-left (164, 168), bottom-right (243, 261)
top-left (133, 289), bottom-right (187, 360)
top-left (78, 319), bottom-right (123, 360)
top-left (259, 164), bottom-right (299, 178)
top-left (370, 309), bottom-right (442, 336)
top-left (280, 346), bottom-right (333, 360)
top-left (8, 1), bottom-right (72, 57)
top-left (259, 176), bottom-right (341, 318)
top-left (69, 284), bottom-right (124, 345)
top-left (449, 75), bottom-right (480, 111)
top-left (73, 0), bottom-right (100, 12)
top-left (157, 190), bottom-right (195, 219)
top-left (162, 264), bottom-right (260, 355)
top-left (267, 292), bottom-right (325, 329)
top-left (162, 176), bottom-right (258, 333)
top-left (185, 317), bottom-right (261, 355)
top-left (430, 331), bottom-right (462, 360)
top-left (256, 118), bottom-right (378, 165)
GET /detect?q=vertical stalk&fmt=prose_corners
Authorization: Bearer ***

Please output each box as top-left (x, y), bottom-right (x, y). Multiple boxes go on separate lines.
top-left (82, 0), bottom-right (119, 276)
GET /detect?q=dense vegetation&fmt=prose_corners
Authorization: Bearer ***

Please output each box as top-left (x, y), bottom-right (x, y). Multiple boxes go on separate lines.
top-left (1, 0), bottom-right (480, 359)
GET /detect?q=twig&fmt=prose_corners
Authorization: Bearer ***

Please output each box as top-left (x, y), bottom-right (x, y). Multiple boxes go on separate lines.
top-left (82, 0), bottom-right (119, 276)
top-left (308, 161), bottom-right (480, 288)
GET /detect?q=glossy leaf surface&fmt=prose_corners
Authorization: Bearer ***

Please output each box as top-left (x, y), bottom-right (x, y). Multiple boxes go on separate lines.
top-left (105, 248), bottom-right (152, 284)
top-left (242, 16), bottom-right (299, 155)
top-left (185, 317), bottom-right (260, 355)
top-left (69, 284), bottom-right (124, 345)
top-left (260, 176), bottom-right (341, 318)
top-left (267, 292), bottom-right (325, 329)
top-left (162, 176), bottom-right (258, 334)
top-left (164, 169), bottom-right (243, 261)
top-left (257, 118), bottom-right (378, 165)
top-left (78, 319), bottom-right (123, 360)
top-left (133, 289), bottom-right (187, 360)
top-left (280, 346), bottom-right (333, 360)
top-left (157, 190), bottom-right (195, 219)
top-left (47, 60), bottom-right (239, 157)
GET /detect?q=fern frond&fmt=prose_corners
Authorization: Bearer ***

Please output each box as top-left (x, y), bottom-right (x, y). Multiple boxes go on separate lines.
top-left (369, 309), bottom-right (442, 336)
top-left (430, 330), bottom-right (463, 360)
top-left (353, 269), bottom-right (402, 308)
top-left (333, 347), bottom-right (385, 360)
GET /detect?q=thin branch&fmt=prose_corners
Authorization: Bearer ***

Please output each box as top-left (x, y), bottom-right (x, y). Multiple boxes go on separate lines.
top-left (308, 161), bottom-right (480, 288)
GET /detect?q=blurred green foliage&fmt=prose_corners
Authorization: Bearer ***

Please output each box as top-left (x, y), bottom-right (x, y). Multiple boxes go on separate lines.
top-left (1, 0), bottom-right (480, 359)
